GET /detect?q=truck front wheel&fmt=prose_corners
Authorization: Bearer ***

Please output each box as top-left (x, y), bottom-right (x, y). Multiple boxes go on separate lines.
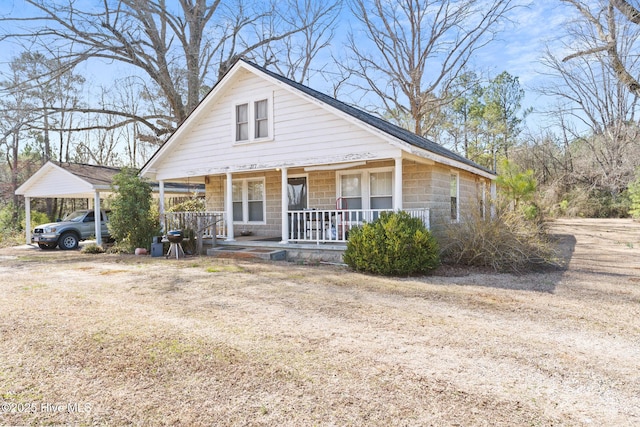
top-left (58, 232), bottom-right (79, 250)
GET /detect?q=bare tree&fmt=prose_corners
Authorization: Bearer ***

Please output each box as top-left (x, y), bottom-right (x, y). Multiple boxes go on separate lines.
top-left (562, 0), bottom-right (640, 97)
top-left (258, 0), bottom-right (343, 84)
top-left (1, 0), bottom-right (330, 139)
top-left (540, 21), bottom-right (640, 201)
top-left (0, 58), bottom-right (39, 222)
top-left (340, 0), bottom-right (520, 137)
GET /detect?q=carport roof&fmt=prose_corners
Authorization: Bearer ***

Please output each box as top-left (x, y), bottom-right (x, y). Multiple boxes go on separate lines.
top-left (15, 161), bottom-right (120, 198)
top-left (15, 161), bottom-right (203, 198)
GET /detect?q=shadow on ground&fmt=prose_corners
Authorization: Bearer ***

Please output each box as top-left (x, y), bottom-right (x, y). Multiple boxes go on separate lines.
top-left (429, 233), bottom-right (577, 293)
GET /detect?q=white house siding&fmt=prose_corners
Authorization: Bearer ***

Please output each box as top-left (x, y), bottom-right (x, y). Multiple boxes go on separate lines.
top-left (19, 167), bottom-right (92, 198)
top-left (151, 69), bottom-right (401, 181)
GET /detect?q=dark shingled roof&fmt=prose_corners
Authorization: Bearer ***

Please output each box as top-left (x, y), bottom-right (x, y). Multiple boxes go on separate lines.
top-left (241, 60), bottom-right (494, 175)
top-left (53, 162), bottom-right (204, 193)
top-left (53, 162), bottom-right (121, 187)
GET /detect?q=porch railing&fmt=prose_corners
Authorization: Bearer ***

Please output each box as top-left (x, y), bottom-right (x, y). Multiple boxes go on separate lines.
top-left (162, 211), bottom-right (227, 238)
top-left (161, 208), bottom-right (429, 244)
top-left (288, 208), bottom-right (430, 243)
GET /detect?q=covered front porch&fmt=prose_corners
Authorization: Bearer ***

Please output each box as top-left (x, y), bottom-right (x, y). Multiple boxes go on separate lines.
top-left (157, 157), bottom-right (432, 251)
top-left (161, 207), bottom-right (430, 245)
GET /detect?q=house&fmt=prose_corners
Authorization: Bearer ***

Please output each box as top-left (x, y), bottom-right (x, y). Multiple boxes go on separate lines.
top-left (16, 161), bottom-right (203, 246)
top-left (140, 59), bottom-right (496, 256)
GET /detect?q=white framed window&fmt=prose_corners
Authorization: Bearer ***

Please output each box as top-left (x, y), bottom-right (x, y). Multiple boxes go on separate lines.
top-left (235, 104), bottom-right (249, 141)
top-left (450, 172), bottom-right (459, 222)
top-left (370, 171), bottom-right (393, 209)
top-left (233, 94), bottom-right (273, 143)
top-left (230, 178), bottom-right (266, 223)
top-left (477, 180), bottom-right (486, 219)
top-left (255, 99), bottom-right (269, 138)
top-left (340, 173), bottom-right (363, 209)
top-left (337, 168), bottom-right (394, 210)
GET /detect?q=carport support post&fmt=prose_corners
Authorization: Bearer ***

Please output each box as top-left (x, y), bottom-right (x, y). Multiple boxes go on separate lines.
top-left (25, 197), bottom-right (31, 245)
top-left (225, 172), bottom-right (235, 241)
top-left (280, 167), bottom-right (289, 244)
top-left (94, 191), bottom-right (102, 246)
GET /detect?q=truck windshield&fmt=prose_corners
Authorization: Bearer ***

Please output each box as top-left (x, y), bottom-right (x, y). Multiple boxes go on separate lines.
top-left (63, 211), bottom-right (89, 222)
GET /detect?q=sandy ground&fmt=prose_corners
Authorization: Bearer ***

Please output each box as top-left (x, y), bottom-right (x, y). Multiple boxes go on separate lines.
top-left (0, 218), bottom-right (639, 426)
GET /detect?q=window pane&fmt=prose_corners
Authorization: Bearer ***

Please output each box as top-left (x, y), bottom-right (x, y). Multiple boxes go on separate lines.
top-left (237, 123), bottom-right (248, 141)
top-left (343, 197), bottom-right (362, 209)
top-left (248, 201), bottom-right (263, 221)
top-left (370, 171), bottom-right (392, 196)
top-left (237, 104), bottom-right (248, 121)
top-left (255, 119), bottom-right (268, 138)
top-left (371, 196), bottom-right (392, 209)
top-left (232, 182), bottom-right (242, 202)
top-left (450, 174), bottom-right (458, 197)
top-left (341, 174), bottom-right (361, 197)
top-left (255, 99), bottom-right (268, 119)
top-left (247, 181), bottom-right (263, 200)
top-left (233, 202), bottom-right (243, 221)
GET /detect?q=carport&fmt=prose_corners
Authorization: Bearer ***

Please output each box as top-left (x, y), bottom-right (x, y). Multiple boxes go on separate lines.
top-left (15, 162), bottom-right (119, 246)
top-left (15, 161), bottom-right (204, 246)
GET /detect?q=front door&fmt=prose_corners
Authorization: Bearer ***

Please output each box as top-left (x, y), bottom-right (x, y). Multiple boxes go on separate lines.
top-left (288, 177), bottom-right (307, 239)
top-left (288, 177), bottom-right (307, 210)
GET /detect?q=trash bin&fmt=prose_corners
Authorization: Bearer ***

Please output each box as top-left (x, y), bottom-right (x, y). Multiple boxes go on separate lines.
top-left (150, 242), bottom-right (164, 257)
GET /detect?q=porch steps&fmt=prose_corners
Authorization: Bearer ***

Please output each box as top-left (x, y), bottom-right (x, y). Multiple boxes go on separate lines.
top-left (207, 246), bottom-right (287, 261)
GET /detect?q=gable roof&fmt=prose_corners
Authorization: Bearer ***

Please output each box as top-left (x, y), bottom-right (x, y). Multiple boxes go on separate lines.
top-left (15, 161), bottom-right (120, 198)
top-left (244, 61), bottom-right (494, 175)
top-left (16, 161), bottom-right (204, 198)
top-left (141, 59), bottom-right (495, 179)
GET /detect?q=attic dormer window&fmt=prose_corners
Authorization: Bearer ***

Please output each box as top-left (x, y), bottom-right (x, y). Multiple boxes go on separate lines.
top-left (233, 94), bottom-right (272, 143)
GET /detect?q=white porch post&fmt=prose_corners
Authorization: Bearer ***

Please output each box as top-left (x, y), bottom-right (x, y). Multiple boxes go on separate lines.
top-left (490, 180), bottom-right (497, 219)
top-left (25, 197), bottom-right (31, 245)
top-left (158, 180), bottom-right (165, 214)
top-left (225, 172), bottom-right (235, 241)
top-left (158, 180), bottom-right (166, 233)
top-left (394, 157), bottom-right (403, 211)
top-left (94, 191), bottom-right (102, 245)
top-left (280, 167), bottom-right (289, 244)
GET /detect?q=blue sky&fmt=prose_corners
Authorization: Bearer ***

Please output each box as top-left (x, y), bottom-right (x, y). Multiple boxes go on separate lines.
top-left (0, 0), bottom-right (577, 135)
top-left (462, 2), bottom-right (576, 133)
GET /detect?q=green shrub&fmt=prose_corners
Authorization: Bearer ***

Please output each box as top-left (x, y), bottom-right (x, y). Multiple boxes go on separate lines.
top-left (343, 211), bottom-right (440, 276)
top-left (0, 229), bottom-right (25, 248)
top-left (105, 244), bottom-right (130, 254)
top-left (22, 211), bottom-right (50, 231)
top-left (167, 196), bottom-right (205, 212)
top-left (439, 207), bottom-right (557, 273)
top-left (629, 170), bottom-right (640, 219)
top-left (81, 243), bottom-right (105, 254)
top-left (108, 168), bottom-right (161, 252)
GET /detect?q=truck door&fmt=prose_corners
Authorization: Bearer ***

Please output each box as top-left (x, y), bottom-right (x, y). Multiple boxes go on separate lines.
top-left (81, 211), bottom-right (96, 238)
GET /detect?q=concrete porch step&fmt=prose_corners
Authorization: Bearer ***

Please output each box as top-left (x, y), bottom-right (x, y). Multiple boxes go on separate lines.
top-left (207, 246), bottom-right (287, 261)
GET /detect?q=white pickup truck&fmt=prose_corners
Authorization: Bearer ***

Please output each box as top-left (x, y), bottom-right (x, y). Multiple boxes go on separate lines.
top-left (32, 209), bottom-right (111, 250)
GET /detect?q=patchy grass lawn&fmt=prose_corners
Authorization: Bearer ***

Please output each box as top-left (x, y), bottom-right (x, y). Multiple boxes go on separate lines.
top-left (0, 218), bottom-right (639, 426)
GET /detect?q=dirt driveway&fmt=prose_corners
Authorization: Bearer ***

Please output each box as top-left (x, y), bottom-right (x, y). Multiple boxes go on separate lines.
top-left (0, 218), bottom-right (639, 426)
